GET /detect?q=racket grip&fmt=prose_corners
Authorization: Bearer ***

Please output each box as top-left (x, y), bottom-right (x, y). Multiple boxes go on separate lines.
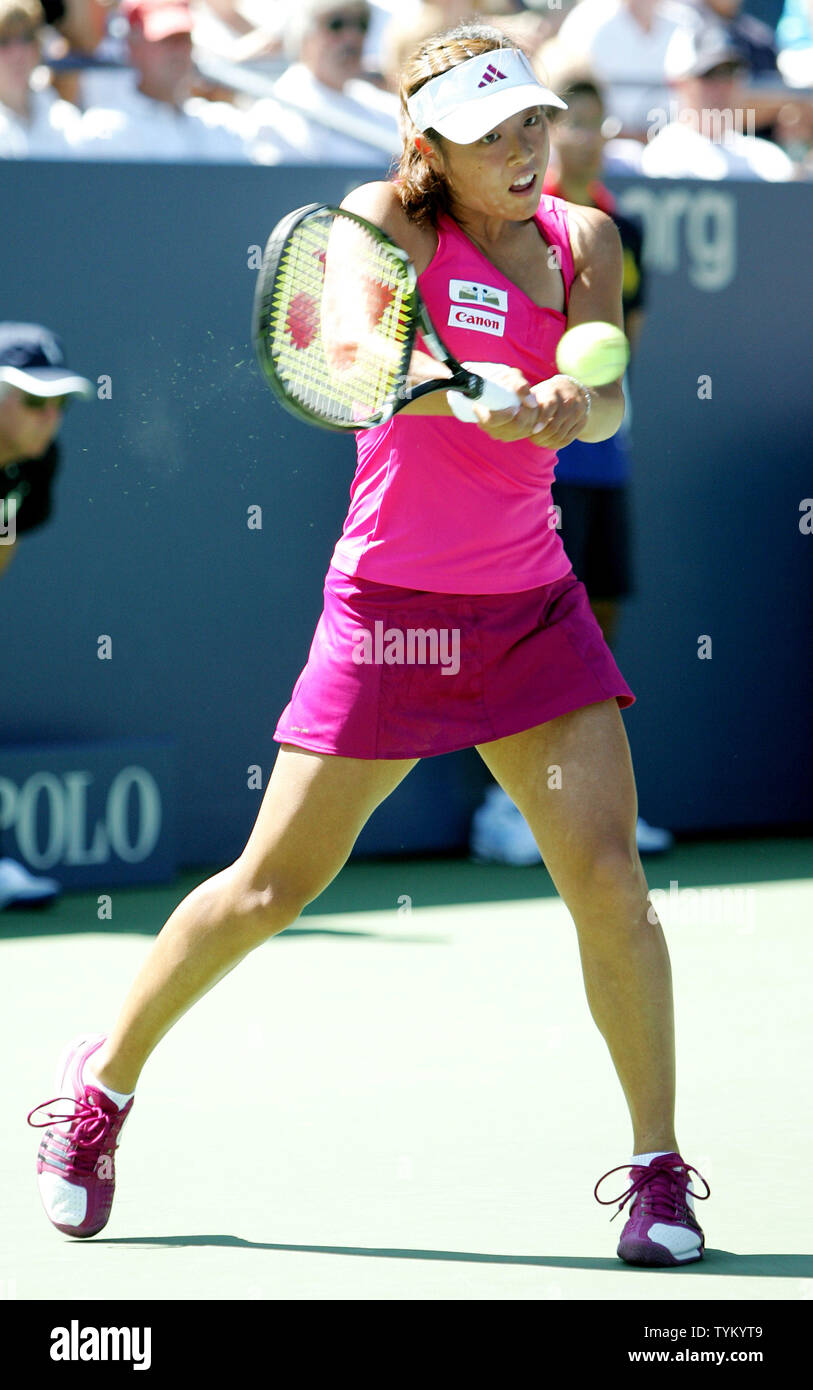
top-left (447, 367), bottom-right (520, 423)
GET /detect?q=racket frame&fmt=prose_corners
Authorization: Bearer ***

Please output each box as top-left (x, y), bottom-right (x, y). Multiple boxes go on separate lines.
top-left (252, 203), bottom-right (500, 432)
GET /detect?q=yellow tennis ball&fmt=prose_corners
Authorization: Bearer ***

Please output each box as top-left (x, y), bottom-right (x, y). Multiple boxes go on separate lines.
top-left (555, 322), bottom-right (630, 388)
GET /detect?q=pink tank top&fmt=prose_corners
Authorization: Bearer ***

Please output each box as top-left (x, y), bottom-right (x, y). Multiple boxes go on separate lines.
top-left (330, 195), bottom-right (575, 594)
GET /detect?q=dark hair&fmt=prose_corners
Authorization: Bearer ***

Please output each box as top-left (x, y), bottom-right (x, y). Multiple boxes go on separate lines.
top-left (395, 23), bottom-right (525, 228)
top-left (561, 78), bottom-right (602, 103)
top-left (550, 77), bottom-right (604, 116)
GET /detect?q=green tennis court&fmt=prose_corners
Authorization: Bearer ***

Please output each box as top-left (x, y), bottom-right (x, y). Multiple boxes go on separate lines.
top-left (3, 837), bottom-right (811, 1303)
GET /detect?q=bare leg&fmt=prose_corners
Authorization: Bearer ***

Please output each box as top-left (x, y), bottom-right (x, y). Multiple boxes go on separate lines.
top-left (92, 747), bottom-right (418, 1093)
top-left (478, 700), bottom-right (677, 1156)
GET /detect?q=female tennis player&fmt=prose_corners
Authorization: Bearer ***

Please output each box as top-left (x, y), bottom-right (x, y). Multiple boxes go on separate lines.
top-left (28, 23), bottom-right (708, 1266)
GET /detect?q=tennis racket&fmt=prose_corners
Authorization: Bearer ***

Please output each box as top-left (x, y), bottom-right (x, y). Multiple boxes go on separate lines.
top-left (252, 202), bottom-right (520, 432)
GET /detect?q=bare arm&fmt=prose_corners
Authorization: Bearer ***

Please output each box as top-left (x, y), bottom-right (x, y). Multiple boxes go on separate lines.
top-left (542, 204), bottom-right (626, 445)
top-left (333, 188), bottom-right (626, 444)
top-left (474, 206), bottom-right (627, 450)
top-left (336, 183), bottom-right (542, 423)
top-left (328, 182), bottom-right (463, 416)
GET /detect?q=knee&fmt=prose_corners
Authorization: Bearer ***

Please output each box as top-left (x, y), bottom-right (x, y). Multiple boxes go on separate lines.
top-left (220, 863), bottom-right (318, 945)
top-left (592, 841), bottom-right (644, 894)
top-left (567, 837), bottom-right (647, 917)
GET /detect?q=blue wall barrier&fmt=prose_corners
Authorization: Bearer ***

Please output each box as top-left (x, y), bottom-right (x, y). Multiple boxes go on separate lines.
top-left (0, 740), bottom-right (176, 886)
top-left (1, 162), bottom-right (811, 876)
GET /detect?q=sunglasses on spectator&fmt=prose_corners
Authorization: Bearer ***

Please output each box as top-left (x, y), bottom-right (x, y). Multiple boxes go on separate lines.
top-left (19, 394), bottom-right (71, 412)
top-left (321, 13), bottom-right (370, 33)
top-left (0, 29), bottom-right (39, 46)
top-left (699, 62), bottom-right (742, 80)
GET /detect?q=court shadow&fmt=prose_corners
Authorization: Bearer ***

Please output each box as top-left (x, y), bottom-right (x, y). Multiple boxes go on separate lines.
top-left (281, 928), bottom-right (446, 944)
top-left (89, 1236), bottom-right (813, 1277)
top-left (0, 912), bottom-right (446, 945)
top-left (0, 856), bottom-right (559, 939)
top-left (6, 834), bottom-right (811, 938)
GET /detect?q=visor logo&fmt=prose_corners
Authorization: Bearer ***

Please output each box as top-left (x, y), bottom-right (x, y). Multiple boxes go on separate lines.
top-left (478, 64), bottom-right (507, 88)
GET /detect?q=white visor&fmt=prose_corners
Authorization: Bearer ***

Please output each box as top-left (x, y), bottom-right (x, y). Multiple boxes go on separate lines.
top-left (406, 48), bottom-right (566, 145)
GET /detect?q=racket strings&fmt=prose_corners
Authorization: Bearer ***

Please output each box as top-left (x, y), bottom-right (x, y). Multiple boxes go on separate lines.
top-left (265, 211), bottom-right (413, 427)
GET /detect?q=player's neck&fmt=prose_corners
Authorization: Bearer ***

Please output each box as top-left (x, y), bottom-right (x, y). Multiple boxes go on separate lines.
top-left (452, 209), bottom-right (530, 254)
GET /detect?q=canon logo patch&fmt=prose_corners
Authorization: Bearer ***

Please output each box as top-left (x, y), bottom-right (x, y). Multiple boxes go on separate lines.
top-left (448, 306), bottom-right (506, 337)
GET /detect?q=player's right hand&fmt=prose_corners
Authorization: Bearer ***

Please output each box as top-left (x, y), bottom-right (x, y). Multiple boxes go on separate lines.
top-left (471, 366), bottom-right (540, 442)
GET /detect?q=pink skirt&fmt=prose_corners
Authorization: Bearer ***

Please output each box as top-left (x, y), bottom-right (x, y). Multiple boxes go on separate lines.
top-left (274, 564), bottom-right (635, 760)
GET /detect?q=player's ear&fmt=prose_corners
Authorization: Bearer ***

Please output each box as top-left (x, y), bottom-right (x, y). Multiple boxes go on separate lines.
top-left (414, 131), bottom-right (443, 167)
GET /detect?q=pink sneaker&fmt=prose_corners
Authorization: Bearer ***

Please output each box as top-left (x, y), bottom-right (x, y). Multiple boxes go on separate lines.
top-left (27, 1034), bottom-right (133, 1239)
top-left (594, 1152), bottom-right (710, 1266)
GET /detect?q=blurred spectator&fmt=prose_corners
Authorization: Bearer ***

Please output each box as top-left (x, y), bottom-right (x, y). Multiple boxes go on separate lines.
top-left (250, 0), bottom-right (400, 164)
top-left (745, 0), bottom-right (783, 24)
top-left (0, 323), bottom-right (92, 572)
top-left (45, 0), bottom-right (275, 112)
top-left (555, 0), bottom-right (702, 138)
top-left (361, 0), bottom-right (421, 80)
top-left (687, 0), bottom-right (793, 136)
top-left (44, 0), bottom-right (135, 111)
top-left (545, 69), bottom-right (672, 854)
top-left (641, 19), bottom-right (797, 173)
top-left (70, 0), bottom-right (260, 159)
top-left (39, 0), bottom-right (112, 50)
top-left (193, 0), bottom-right (275, 58)
top-left (772, 0), bottom-right (811, 166)
top-left (0, 0), bottom-right (83, 154)
top-left (545, 86), bottom-right (645, 552)
top-left (685, 1), bottom-right (813, 154)
top-left (470, 61), bottom-right (674, 866)
top-left (691, 0), bottom-right (779, 71)
top-left (0, 323), bottom-right (92, 909)
top-left (778, 0), bottom-right (813, 46)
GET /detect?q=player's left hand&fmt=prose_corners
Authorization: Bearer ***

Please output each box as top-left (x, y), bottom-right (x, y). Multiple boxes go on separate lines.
top-left (527, 375), bottom-right (590, 450)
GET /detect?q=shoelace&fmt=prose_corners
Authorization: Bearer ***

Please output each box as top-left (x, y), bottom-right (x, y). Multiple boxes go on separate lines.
top-left (27, 1095), bottom-right (117, 1150)
top-left (594, 1159), bottom-right (711, 1223)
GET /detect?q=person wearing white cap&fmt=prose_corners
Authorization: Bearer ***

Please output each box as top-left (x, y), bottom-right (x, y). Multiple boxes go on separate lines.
top-left (0, 321), bottom-right (92, 562)
top-left (25, 21), bottom-right (710, 1273)
top-left (329, 24), bottom-right (707, 1270)
top-left (554, 0), bottom-right (703, 139)
top-left (641, 19), bottom-right (796, 176)
top-left (0, 322), bottom-right (92, 909)
top-left (252, 0), bottom-right (400, 164)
